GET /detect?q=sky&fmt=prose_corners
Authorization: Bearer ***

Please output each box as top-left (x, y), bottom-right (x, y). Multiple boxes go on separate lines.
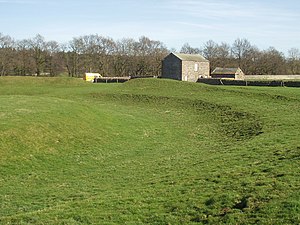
top-left (0, 0), bottom-right (300, 54)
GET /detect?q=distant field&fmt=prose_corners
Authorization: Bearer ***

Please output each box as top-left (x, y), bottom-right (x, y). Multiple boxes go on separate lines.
top-left (0, 77), bottom-right (299, 224)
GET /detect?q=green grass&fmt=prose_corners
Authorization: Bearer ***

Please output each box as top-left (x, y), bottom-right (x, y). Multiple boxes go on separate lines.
top-left (0, 76), bottom-right (299, 224)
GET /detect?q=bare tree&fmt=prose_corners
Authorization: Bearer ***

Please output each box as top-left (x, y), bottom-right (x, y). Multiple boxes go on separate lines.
top-left (257, 47), bottom-right (286, 75)
top-left (95, 35), bottom-right (116, 76)
top-left (1, 33), bottom-right (297, 77)
top-left (180, 43), bottom-right (201, 54)
top-left (63, 37), bottom-right (85, 77)
top-left (0, 33), bottom-right (14, 76)
top-left (15, 39), bottom-right (35, 76)
top-left (114, 38), bottom-right (136, 76)
top-left (244, 47), bottom-right (262, 75)
top-left (201, 40), bottom-right (220, 71)
top-left (287, 48), bottom-right (300, 74)
top-left (202, 40), bottom-right (218, 61)
top-left (130, 36), bottom-right (167, 76)
top-left (231, 38), bottom-right (252, 67)
top-left (215, 42), bottom-right (232, 68)
top-left (45, 41), bottom-right (63, 76)
top-left (28, 34), bottom-right (47, 76)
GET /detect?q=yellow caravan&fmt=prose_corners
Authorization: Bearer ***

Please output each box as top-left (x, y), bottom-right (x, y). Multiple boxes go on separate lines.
top-left (83, 73), bottom-right (102, 82)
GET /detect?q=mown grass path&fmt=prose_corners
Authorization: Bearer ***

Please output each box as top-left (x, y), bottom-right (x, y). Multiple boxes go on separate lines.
top-left (0, 77), bottom-right (299, 224)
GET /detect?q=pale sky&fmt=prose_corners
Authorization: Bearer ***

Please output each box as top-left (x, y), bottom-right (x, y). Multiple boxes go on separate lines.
top-left (1, 0), bottom-right (299, 53)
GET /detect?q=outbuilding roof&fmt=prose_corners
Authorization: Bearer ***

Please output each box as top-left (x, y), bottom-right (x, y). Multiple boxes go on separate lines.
top-left (211, 67), bottom-right (240, 75)
top-left (172, 53), bottom-right (209, 62)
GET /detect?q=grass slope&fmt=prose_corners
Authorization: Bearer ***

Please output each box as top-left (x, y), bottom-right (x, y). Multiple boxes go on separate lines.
top-left (0, 77), bottom-right (299, 224)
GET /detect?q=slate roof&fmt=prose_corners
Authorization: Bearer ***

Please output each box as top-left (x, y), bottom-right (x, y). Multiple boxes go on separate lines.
top-left (172, 53), bottom-right (209, 62)
top-left (211, 67), bottom-right (240, 75)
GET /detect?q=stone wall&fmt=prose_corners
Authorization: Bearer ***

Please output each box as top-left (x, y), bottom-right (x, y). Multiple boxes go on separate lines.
top-left (235, 68), bottom-right (245, 80)
top-left (182, 61), bottom-right (210, 82)
top-left (198, 78), bottom-right (300, 87)
top-left (162, 54), bottom-right (182, 80)
top-left (245, 75), bottom-right (300, 80)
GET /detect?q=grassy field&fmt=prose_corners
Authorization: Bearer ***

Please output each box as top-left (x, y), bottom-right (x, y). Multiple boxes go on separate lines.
top-left (0, 76), bottom-right (299, 224)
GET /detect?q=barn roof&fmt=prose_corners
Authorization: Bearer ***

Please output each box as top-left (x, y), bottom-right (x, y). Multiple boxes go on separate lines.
top-left (172, 53), bottom-right (209, 62)
top-left (211, 67), bottom-right (240, 75)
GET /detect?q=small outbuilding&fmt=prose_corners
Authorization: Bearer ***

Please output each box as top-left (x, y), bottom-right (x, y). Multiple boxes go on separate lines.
top-left (162, 53), bottom-right (210, 82)
top-left (211, 67), bottom-right (245, 80)
top-left (83, 73), bottom-right (102, 82)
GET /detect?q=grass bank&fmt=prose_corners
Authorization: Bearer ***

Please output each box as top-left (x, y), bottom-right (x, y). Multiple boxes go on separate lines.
top-left (0, 77), bottom-right (299, 224)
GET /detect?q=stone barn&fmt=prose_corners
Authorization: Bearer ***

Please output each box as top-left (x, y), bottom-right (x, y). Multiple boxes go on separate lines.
top-left (162, 53), bottom-right (210, 82)
top-left (211, 67), bottom-right (245, 80)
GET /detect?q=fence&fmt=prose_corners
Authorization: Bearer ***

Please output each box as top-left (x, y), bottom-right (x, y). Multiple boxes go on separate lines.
top-left (197, 78), bottom-right (300, 87)
top-left (245, 75), bottom-right (300, 80)
top-left (94, 77), bottom-right (131, 83)
top-left (94, 75), bottom-right (157, 83)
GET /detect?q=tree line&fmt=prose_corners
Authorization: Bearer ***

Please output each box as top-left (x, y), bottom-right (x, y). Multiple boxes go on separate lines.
top-left (0, 33), bottom-right (300, 77)
top-left (180, 40), bottom-right (300, 75)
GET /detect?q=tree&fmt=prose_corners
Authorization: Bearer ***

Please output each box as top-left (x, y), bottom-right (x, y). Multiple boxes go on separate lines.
top-left (93, 35), bottom-right (116, 76)
top-left (202, 40), bottom-right (218, 61)
top-left (28, 34), bottom-right (47, 76)
top-left (180, 43), bottom-right (201, 54)
top-left (131, 36), bottom-right (167, 76)
top-left (243, 47), bottom-right (262, 75)
top-left (0, 33), bottom-right (297, 77)
top-left (215, 42), bottom-right (232, 68)
top-left (201, 40), bottom-right (219, 71)
top-left (231, 38), bottom-right (252, 68)
top-left (71, 34), bottom-right (117, 76)
top-left (287, 48), bottom-right (300, 75)
top-left (63, 37), bottom-right (84, 77)
top-left (0, 33), bottom-right (14, 76)
top-left (45, 41), bottom-right (63, 76)
top-left (15, 39), bottom-right (35, 76)
top-left (114, 38), bottom-right (136, 76)
top-left (258, 47), bottom-right (286, 75)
